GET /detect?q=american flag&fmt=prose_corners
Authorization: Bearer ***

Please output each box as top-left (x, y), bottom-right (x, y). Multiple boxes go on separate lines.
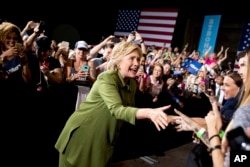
top-left (114, 8), bottom-right (179, 48)
top-left (234, 20), bottom-right (250, 71)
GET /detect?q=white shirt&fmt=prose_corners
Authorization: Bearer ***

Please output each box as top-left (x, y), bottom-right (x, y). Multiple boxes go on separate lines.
top-left (215, 84), bottom-right (224, 104)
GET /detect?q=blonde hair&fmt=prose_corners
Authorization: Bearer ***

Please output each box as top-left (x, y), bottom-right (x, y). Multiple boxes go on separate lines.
top-left (107, 41), bottom-right (142, 71)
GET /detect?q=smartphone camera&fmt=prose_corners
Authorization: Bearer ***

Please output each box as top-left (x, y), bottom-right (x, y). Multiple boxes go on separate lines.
top-left (111, 37), bottom-right (121, 43)
top-left (38, 21), bottom-right (46, 33)
top-left (15, 43), bottom-right (22, 51)
top-left (81, 65), bottom-right (89, 72)
top-left (193, 84), bottom-right (198, 94)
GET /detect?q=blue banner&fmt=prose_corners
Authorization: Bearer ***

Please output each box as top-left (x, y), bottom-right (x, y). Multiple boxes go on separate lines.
top-left (198, 15), bottom-right (221, 58)
top-left (181, 58), bottom-right (203, 75)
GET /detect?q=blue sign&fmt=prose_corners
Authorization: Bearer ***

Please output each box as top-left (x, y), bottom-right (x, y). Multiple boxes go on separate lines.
top-left (198, 15), bottom-right (221, 58)
top-left (181, 58), bottom-right (203, 75)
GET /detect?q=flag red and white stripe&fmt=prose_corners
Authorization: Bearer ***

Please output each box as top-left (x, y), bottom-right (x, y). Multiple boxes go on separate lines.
top-left (114, 8), bottom-right (178, 48)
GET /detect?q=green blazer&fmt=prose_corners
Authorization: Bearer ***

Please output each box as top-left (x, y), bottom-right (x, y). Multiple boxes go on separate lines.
top-left (55, 70), bottom-right (138, 167)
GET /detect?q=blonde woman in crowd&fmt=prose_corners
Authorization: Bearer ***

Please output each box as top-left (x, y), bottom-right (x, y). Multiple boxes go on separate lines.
top-left (65, 40), bottom-right (96, 110)
top-left (0, 22), bottom-right (31, 83)
top-left (0, 21), bottom-right (33, 166)
top-left (55, 41), bottom-right (175, 167)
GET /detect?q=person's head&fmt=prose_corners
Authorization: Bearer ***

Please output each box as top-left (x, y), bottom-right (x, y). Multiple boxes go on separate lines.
top-left (102, 42), bottom-right (114, 61)
top-left (237, 50), bottom-right (248, 83)
top-left (149, 45), bottom-right (157, 52)
top-left (197, 70), bottom-right (205, 79)
top-left (221, 72), bottom-right (243, 100)
top-left (167, 47), bottom-right (172, 52)
top-left (210, 52), bottom-right (217, 59)
top-left (139, 56), bottom-right (146, 66)
top-left (0, 22), bottom-right (22, 51)
top-left (163, 62), bottom-right (171, 75)
top-left (192, 51), bottom-right (200, 61)
top-left (35, 35), bottom-right (52, 61)
top-left (107, 41), bottom-right (142, 80)
top-left (74, 40), bottom-right (89, 60)
top-left (173, 74), bottom-right (183, 85)
top-left (215, 74), bottom-right (224, 86)
top-left (238, 47), bottom-right (250, 106)
top-left (51, 39), bottom-right (58, 51)
top-left (173, 46), bottom-right (179, 53)
top-left (152, 63), bottom-right (163, 80)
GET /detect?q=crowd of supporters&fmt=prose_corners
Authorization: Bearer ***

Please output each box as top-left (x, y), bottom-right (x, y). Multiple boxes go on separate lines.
top-left (1, 19), bottom-right (248, 167)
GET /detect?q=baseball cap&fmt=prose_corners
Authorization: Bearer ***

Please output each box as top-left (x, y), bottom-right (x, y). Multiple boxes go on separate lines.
top-left (75, 40), bottom-right (88, 50)
top-left (35, 36), bottom-right (51, 51)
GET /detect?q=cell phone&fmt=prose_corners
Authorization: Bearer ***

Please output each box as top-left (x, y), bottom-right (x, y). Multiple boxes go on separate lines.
top-left (81, 65), bottom-right (89, 72)
top-left (38, 20), bottom-right (46, 33)
top-left (111, 37), bottom-right (121, 43)
top-left (193, 84), bottom-right (198, 93)
top-left (139, 65), bottom-right (144, 71)
top-left (226, 126), bottom-right (250, 151)
top-left (209, 78), bottom-right (215, 88)
top-left (15, 43), bottom-right (22, 51)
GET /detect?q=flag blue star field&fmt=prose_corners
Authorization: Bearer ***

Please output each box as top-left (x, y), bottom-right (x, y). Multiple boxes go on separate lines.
top-left (114, 8), bottom-right (178, 48)
top-left (234, 20), bottom-right (250, 71)
top-left (237, 21), bottom-right (250, 51)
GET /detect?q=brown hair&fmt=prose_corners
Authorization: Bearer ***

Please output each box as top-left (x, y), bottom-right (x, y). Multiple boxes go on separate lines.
top-left (227, 72), bottom-right (243, 88)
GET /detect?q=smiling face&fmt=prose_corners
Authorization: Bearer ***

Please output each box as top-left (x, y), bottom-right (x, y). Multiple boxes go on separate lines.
top-left (152, 64), bottom-right (163, 80)
top-left (221, 75), bottom-right (240, 100)
top-left (118, 50), bottom-right (140, 80)
top-left (163, 63), bottom-right (171, 75)
top-left (75, 48), bottom-right (89, 60)
top-left (4, 31), bottom-right (19, 49)
top-left (0, 22), bottom-right (22, 51)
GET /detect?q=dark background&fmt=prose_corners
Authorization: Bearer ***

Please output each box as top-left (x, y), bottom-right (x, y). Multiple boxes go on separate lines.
top-left (1, 0), bottom-right (248, 60)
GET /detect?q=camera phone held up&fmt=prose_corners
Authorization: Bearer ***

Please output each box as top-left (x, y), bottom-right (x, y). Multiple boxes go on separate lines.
top-left (38, 20), bottom-right (46, 33)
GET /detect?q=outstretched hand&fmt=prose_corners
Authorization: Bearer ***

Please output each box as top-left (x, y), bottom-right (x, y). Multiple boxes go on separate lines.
top-left (150, 105), bottom-right (171, 131)
top-left (172, 114), bottom-right (193, 132)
